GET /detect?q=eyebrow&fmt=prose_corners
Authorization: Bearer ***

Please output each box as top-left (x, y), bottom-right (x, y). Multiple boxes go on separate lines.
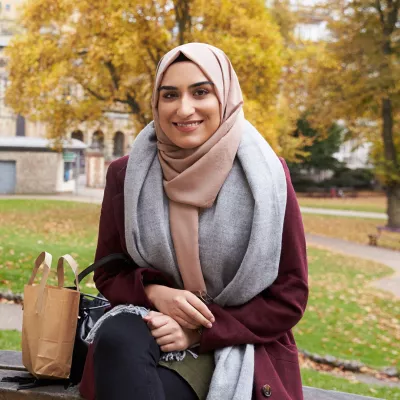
top-left (158, 81), bottom-right (214, 91)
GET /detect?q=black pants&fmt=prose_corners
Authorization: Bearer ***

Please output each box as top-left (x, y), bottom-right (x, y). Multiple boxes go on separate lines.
top-left (93, 313), bottom-right (198, 400)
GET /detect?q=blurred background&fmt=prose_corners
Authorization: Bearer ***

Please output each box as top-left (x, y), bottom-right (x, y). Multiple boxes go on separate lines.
top-left (0, 1), bottom-right (399, 398)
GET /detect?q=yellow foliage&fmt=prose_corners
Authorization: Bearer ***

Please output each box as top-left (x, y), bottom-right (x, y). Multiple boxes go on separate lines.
top-left (304, 0), bottom-right (400, 185)
top-left (5, 0), bottom-right (308, 161)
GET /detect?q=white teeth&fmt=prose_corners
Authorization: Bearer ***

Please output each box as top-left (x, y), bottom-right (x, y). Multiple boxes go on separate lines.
top-left (176, 122), bottom-right (201, 127)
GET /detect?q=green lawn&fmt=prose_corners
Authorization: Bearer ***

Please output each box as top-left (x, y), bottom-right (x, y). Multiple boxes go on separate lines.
top-left (1, 199), bottom-right (399, 398)
top-left (0, 199), bottom-right (100, 294)
top-left (0, 330), bottom-right (20, 351)
top-left (302, 368), bottom-right (400, 399)
top-left (295, 248), bottom-right (400, 370)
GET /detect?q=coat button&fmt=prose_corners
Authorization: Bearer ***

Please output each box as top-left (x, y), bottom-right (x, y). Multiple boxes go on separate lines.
top-left (261, 384), bottom-right (272, 397)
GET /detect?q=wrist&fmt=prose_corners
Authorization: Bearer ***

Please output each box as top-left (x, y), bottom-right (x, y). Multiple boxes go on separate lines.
top-left (188, 329), bottom-right (202, 347)
top-left (144, 284), bottom-right (159, 305)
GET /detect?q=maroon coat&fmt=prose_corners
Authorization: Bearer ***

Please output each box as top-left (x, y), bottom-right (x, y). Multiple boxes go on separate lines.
top-left (79, 155), bottom-right (308, 400)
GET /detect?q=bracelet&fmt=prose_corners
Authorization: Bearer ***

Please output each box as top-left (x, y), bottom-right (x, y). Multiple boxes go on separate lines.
top-left (192, 290), bottom-right (214, 305)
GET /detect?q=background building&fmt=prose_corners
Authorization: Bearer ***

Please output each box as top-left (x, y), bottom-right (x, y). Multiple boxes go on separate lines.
top-left (0, 136), bottom-right (87, 193)
top-left (0, 0), bottom-right (135, 164)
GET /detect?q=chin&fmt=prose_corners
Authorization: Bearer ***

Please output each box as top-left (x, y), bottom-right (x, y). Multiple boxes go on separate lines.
top-left (165, 132), bottom-right (207, 149)
top-left (175, 139), bottom-right (204, 149)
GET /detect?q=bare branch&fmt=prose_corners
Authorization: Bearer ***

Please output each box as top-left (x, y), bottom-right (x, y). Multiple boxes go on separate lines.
top-left (126, 93), bottom-right (141, 114)
top-left (126, 92), bottom-right (149, 125)
top-left (375, 0), bottom-right (385, 27)
top-left (146, 47), bottom-right (159, 68)
top-left (387, 0), bottom-right (400, 32)
top-left (174, 0), bottom-right (191, 45)
top-left (84, 86), bottom-right (107, 101)
top-left (104, 61), bottom-right (120, 91)
top-left (103, 109), bottom-right (134, 115)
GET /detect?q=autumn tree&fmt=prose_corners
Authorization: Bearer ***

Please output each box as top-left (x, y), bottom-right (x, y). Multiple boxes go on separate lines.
top-left (4, 0), bottom-right (307, 159)
top-left (291, 119), bottom-right (344, 172)
top-left (264, 0), bottom-right (312, 161)
top-left (306, 0), bottom-right (400, 228)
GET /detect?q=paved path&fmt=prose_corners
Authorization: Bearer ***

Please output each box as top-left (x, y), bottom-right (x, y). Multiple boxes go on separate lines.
top-left (301, 207), bottom-right (387, 220)
top-left (306, 234), bottom-right (400, 298)
top-left (0, 303), bottom-right (22, 331)
top-left (0, 188), bottom-right (104, 205)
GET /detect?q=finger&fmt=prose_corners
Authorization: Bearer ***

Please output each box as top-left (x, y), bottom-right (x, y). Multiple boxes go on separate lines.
top-left (146, 315), bottom-right (170, 330)
top-left (156, 335), bottom-right (175, 347)
top-left (174, 315), bottom-right (200, 330)
top-left (186, 293), bottom-right (215, 322)
top-left (180, 301), bottom-right (213, 328)
top-left (160, 342), bottom-right (184, 353)
top-left (176, 311), bottom-right (201, 328)
top-left (150, 323), bottom-right (175, 339)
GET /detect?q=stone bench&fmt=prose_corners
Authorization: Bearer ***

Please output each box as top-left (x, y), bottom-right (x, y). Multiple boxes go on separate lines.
top-left (0, 351), bottom-right (382, 400)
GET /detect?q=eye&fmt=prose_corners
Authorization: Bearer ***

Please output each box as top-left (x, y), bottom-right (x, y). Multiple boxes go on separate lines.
top-left (194, 88), bottom-right (209, 97)
top-left (162, 91), bottom-right (179, 99)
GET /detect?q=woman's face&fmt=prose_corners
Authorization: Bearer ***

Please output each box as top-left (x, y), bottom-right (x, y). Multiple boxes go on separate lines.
top-left (157, 61), bottom-right (221, 149)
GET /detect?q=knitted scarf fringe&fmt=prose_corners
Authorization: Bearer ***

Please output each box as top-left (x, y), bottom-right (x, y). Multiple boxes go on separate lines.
top-left (85, 304), bottom-right (197, 362)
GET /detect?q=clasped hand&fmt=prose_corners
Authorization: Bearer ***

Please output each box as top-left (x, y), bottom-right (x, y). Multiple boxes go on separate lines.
top-left (143, 311), bottom-right (200, 352)
top-left (143, 285), bottom-right (215, 352)
top-left (144, 285), bottom-right (215, 329)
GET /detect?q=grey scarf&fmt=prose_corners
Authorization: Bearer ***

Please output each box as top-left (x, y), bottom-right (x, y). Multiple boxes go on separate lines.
top-left (125, 120), bottom-right (286, 399)
top-left (87, 119), bottom-right (287, 399)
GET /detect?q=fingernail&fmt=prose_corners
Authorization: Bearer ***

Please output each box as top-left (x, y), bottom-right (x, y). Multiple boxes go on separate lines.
top-left (207, 323), bottom-right (212, 328)
top-left (210, 317), bottom-right (215, 323)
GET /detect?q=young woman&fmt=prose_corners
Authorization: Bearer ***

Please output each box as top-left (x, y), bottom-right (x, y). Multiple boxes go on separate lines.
top-left (79, 43), bottom-right (308, 400)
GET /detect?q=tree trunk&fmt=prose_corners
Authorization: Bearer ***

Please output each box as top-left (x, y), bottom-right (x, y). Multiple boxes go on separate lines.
top-left (126, 94), bottom-right (150, 126)
top-left (175, 0), bottom-right (191, 45)
top-left (381, 98), bottom-right (397, 165)
top-left (377, 0), bottom-right (400, 228)
top-left (381, 97), bottom-right (399, 228)
top-left (387, 184), bottom-right (400, 229)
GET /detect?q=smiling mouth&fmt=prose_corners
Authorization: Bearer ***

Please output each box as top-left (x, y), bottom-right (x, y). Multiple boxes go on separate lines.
top-left (173, 121), bottom-right (203, 127)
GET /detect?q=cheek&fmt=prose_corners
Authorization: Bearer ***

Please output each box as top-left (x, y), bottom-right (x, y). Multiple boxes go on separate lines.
top-left (204, 98), bottom-right (221, 125)
top-left (157, 105), bottom-right (175, 132)
top-left (157, 104), bottom-right (169, 121)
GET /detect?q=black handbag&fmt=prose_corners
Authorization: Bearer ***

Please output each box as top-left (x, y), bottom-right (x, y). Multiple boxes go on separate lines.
top-left (69, 253), bottom-right (133, 385)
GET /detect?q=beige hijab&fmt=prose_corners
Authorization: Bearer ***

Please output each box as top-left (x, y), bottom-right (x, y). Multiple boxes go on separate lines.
top-left (151, 43), bottom-right (245, 294)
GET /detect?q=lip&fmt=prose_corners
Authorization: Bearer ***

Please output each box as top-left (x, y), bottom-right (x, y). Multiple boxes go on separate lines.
top-left (172, 120), bottom-right (203, 133)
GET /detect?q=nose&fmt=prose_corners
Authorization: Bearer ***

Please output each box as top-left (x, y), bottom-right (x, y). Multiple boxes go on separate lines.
top-left (176, 95), bottom-right (195, 118)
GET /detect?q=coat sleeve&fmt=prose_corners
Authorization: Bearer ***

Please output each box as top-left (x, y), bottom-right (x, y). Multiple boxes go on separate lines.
top-left (199, 159), bottom-right (308, 353)
top-left (93, 159), bottom-right (170, 309)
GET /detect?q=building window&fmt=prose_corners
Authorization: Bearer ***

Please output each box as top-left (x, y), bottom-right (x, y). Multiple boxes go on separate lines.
top-left (71, 130), bottom-right (84, 142)
top-left (113, 131), bottom-right (124, 157)
top-left (91, 130), bottom-right (104, 151)
top-left (5, 4), bottom-right (10, 11)
top-left (16, 115), bottom-right (25, 136)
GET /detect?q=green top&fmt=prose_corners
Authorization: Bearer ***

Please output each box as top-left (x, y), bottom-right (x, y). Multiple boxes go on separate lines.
top-left (159, 351), bottom-right (215, 400)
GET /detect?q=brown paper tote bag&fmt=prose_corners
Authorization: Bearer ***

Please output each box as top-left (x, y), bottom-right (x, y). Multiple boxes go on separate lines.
top-left (22, 252), bottom-right (80, 379)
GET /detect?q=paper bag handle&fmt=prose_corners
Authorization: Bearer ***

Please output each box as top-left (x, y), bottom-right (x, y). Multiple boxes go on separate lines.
top-left (27, 252), bottom-right (52, 314)
top-left (57, 254), bottom-right (80, 293)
